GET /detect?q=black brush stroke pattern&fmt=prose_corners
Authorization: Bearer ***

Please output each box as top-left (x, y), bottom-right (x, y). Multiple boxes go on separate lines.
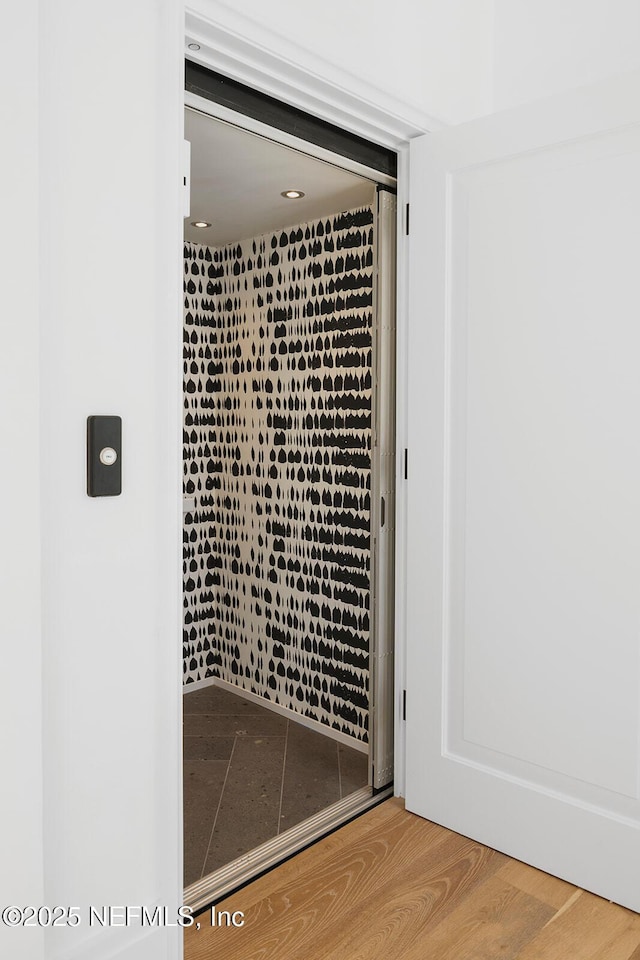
top-left (183, 206), bottom-right (374, 742)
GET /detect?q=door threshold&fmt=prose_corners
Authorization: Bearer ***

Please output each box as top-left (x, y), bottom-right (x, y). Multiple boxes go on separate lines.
top-left (184, 784), bottom-right (393, 912)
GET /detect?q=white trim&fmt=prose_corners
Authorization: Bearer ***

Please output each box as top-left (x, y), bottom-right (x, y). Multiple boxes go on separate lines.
top-left (184, 1), bottom-right (441, 146)
top-left (184, 677), bottom-right (369, 754)
top-left (392, 142), bottom-right (411, 799)
top-left (185, 94), bottom-right (397, 187)
top-left (182, 675), bottom-right (218, 694)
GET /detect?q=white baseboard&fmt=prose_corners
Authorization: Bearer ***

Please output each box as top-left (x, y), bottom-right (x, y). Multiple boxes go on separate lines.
top-left (183, 675), bottom-right (368, 754)
top-left (182, 675), bottom-right (218, 694)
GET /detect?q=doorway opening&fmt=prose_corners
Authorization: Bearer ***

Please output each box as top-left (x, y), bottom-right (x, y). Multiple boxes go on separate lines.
top-left (181, 80), bottom-right (397, 910)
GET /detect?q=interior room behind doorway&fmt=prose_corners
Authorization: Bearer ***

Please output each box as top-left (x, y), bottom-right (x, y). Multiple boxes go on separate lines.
top-left (181, 106), bottom-right (383, 887)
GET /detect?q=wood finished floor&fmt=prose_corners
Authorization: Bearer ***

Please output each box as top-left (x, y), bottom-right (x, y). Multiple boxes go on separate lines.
top-left (184, 797), bottom-right (640, 960)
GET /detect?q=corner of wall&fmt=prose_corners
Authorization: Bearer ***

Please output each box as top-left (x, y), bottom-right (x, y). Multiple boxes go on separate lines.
top-left (183, 204), bottom-right (376, 743)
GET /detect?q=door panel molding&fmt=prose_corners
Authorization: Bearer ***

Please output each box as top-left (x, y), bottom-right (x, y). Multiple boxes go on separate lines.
top-left (406, 70), bottom-right (640, 911)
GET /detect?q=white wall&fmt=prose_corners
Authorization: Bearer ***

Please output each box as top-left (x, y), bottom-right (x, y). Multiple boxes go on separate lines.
top-left (188, 0), bottom-right (494, 125)
top-left (192, 0), bottom-right (640, 124)
top-left (37, 1), bottom-right (184, 958)
top-left (191, 0), bottom-right (640, 126)
top-left (493, 0), bottom-right (640, 110)
top-left (0, 3), bottom-right (44, 959)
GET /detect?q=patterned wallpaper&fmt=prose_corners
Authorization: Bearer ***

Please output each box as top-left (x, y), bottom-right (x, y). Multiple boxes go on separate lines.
top-left (183, 205), bottom-right (375, 742)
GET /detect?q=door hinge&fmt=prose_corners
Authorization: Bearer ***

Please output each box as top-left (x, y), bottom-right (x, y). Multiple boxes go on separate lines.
top-left (402, 689), bottom-right (407, 721)
top-left (405, 202), bottom-right (410, 235)
top-left (182, 139), bottom-right (191, 219)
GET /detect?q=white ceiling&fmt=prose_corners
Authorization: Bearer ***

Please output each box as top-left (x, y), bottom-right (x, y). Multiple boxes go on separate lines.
top-left (184, 107), bottom-right (376, 248)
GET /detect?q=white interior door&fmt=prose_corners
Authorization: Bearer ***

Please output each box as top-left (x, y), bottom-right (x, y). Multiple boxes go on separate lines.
top-left (405, 72), bottom-right (640, 911)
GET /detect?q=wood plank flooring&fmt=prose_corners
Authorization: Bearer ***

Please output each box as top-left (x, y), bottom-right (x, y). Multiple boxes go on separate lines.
top-left (184, 797), bottom-right (640, 960)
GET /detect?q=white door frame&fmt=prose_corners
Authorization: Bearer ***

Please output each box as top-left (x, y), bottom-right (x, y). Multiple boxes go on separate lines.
top-left (183, 2), bottom-right (439, 796)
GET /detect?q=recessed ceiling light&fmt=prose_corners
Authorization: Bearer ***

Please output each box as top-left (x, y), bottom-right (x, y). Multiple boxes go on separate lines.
top-left (191, 220), bottom-right (211, 228)
top-left (281, 190), bottom-right (305, 199)
top-left (187, 42), bottom-right (201, 51)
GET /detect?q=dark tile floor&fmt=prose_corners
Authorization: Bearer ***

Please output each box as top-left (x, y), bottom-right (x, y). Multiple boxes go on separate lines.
top-left (183, 683), bottom-right (369, 887)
